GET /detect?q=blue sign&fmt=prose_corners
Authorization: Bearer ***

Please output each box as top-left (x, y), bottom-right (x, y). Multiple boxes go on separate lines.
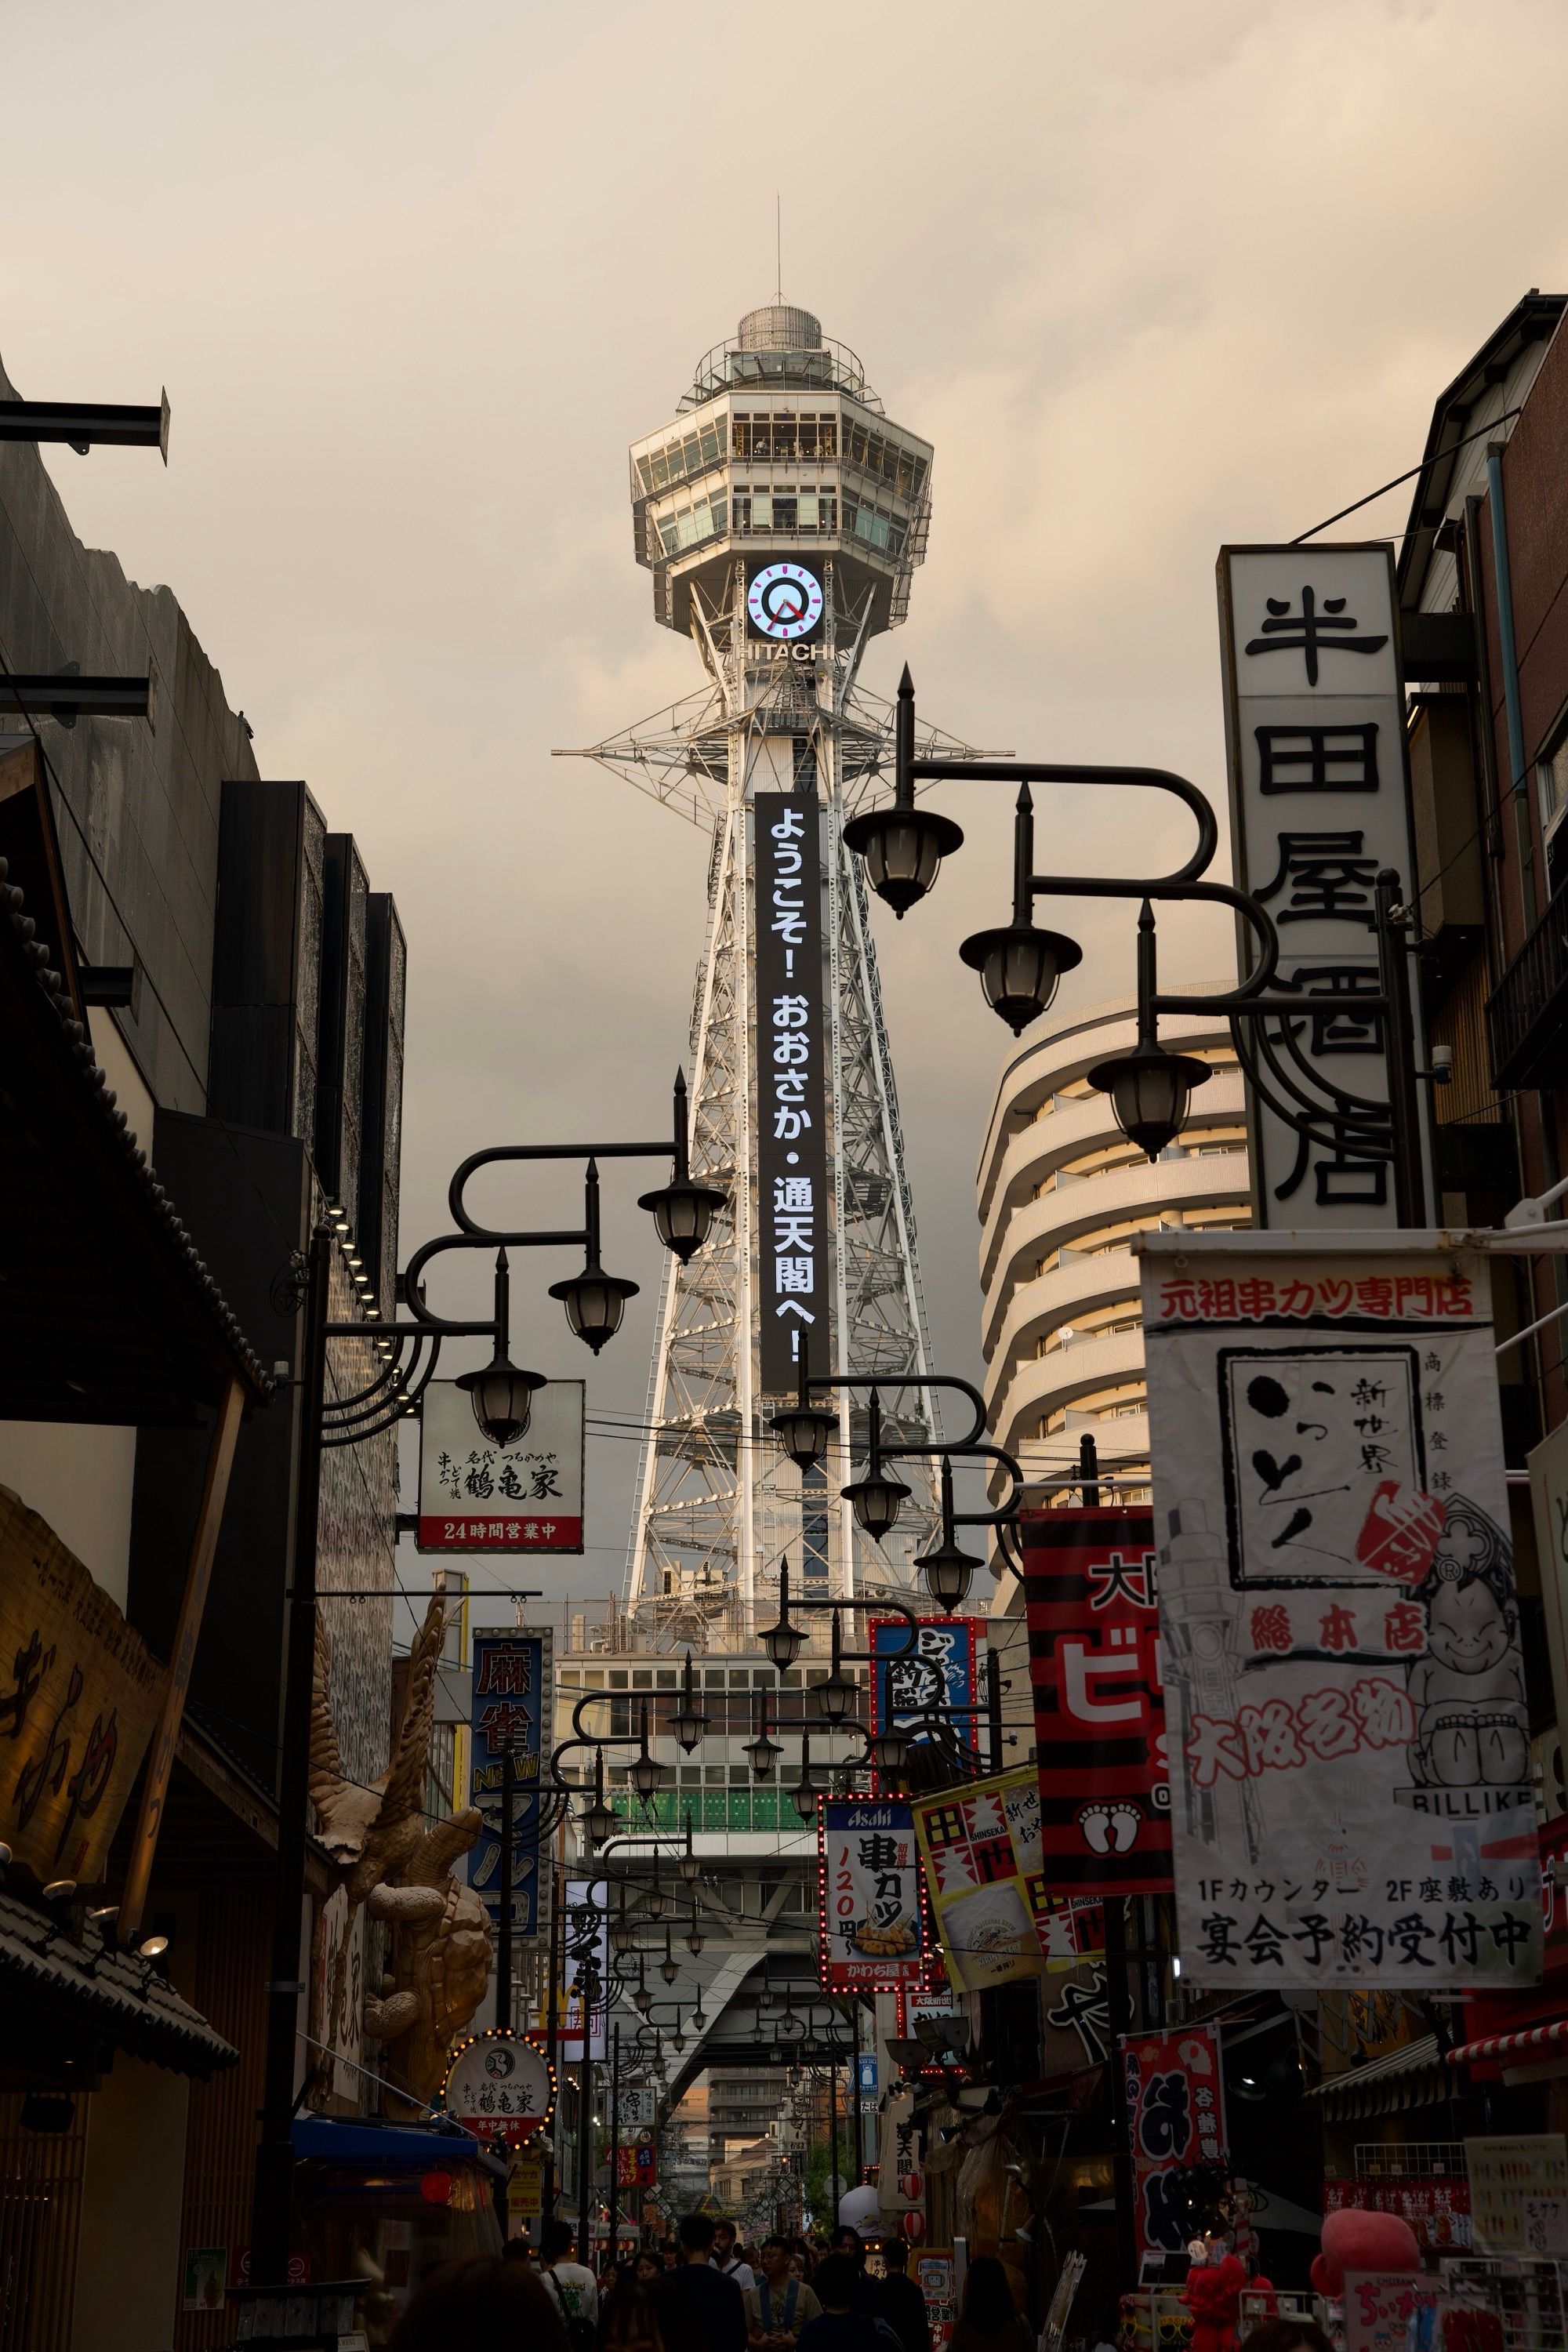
top-left (855, 2054), bottom-right (878, 2096)
top-left (870, 1617), bottom-right (980, 1753)
top-left (468, 1631), bottom-right (551, 1939)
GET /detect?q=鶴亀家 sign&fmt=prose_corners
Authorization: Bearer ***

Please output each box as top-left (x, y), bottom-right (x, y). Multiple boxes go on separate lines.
top-left (417, 1377), bottom-right (583, 1552)
top-left (1141, 1234), bottom-right (1539, 1988)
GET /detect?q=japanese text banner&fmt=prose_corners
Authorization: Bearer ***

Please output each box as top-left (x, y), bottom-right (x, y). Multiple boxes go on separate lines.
top-left (1141, 1240), bottom-right (1539, 1988)
top-left (819, 1799), bottom-right (927, 1990)
top-left (1022, 1508), bottom-right (1171, 1896)
top-left (1123, 2024), bottom-right (1229, 2257)
top-left (912, 1765), bottom-right (1095, 1994)
top-left (467, 1631), bottom-right (550, 1940)
top-left (754, 791), bottom-right (829, 1398)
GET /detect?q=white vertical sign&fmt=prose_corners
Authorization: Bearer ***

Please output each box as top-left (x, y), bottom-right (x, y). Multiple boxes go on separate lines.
top-left (1218, 543), bottom-right (1425, 1227)
top-left (1141, 1233), bottom-right (1538, 1989)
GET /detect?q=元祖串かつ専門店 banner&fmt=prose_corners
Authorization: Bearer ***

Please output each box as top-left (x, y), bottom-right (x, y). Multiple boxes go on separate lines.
top-left (1140, 1237), bottom-right (1539, 1989)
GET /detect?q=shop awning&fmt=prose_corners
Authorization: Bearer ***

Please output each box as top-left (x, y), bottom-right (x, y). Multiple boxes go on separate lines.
top-left (0, 764), bottom-right (270, 1425)
top-left (1446, 2017), bottom-right (1568, 2070)
top-left (0, 1888), bottom-right (236, 2079)
top-left (1305, 2031), bottom-right (1448, 2121)
top-left (291, 2114), bottom-right (508, 2178)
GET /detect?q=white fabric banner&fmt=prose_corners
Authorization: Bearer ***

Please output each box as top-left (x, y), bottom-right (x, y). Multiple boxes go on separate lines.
top-left (1140, 1237), bottom-right (1539, 1989)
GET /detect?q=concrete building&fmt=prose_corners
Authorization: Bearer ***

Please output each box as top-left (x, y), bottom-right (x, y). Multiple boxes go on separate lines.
top-left (977, 993), bottom-right (1252, 1504)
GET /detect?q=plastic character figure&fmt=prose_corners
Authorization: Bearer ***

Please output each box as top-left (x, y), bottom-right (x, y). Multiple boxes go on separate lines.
top-left (1406, 1497), bottom-right (1528, 1790)
top-left (1309, 2209), bottom-right (1419, 2298)
top-left (1179, 2254), bottom-right (1255, 2352)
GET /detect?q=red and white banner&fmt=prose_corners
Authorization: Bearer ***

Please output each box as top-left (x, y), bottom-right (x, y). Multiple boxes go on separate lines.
top-left (417, 1378), bottom-right (584, 1552)
top-left (818, 1799), bottom-right (929, 1991)
top-left (1022, 1506), bottom-right (1170, 1896)
top-left (1121, 2024), bottom-right (1229, 2256)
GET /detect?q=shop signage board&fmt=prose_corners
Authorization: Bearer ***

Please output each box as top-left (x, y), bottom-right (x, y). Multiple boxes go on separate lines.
top-left (911, 1764), bottom-right (1099, 1994)
top-left (818, 1798), bottom-right (929, 1990)
top-left (618, 2085), bottom-right (659, 2131)
top-left (1021, 1507), bottom-right (1171, 1896)
top-left (444, 2027), bottom-right (555, 2146)
top-left (870, 1617), bottom-right (982, 1789)
top-left (310, 1885), bottom-right (365, 2106)
top-left (1041, 1958), bottom-right (1112, 2074)
top-left (1141, 1235), bottom-right (1541, 1989)
top-left (1325, 2179), bottom-right (1472, 2255)
top-left (754, 790), bottom-right (829, 1395)
top-left (1465, 2134), bottom-right (1568, 2256)
top-left (508, 2154), bottom-right (544, 2220)
top-left (616, 2137), bottom-right (657, 2189)
top-left (1217, 542), bottom-right (1425, 1228)
top-left (895, 1984), bottom-right (960, 2038)
top-left (877, 2091), bottom-right (924, 2218)
top-left (417, 1379), bottom-right (584, 1552)
top-left (466, 1630), bottom-right (551, 1940)
top-left (1121, 2024), bottom-right (1229, 2257)
top-left (0, 1488), bottom-right (168, 1885)
top-left (1343, 2276), bottom-right (1428, 2352)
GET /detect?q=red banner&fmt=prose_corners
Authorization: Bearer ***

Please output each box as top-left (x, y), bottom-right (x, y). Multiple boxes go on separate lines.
top-left (616, 2140), bottom-right (657, 2189)
top-left (1022, 1507), bottom-right (1171, 1895)
top-left (1122, 2024), bottom-right (1229, 2256)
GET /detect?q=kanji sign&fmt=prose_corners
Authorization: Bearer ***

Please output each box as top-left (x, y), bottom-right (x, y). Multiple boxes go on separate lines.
top-left (1142, 1236), bottom-right (1540, 1988)
top-left (818, 1799), bottom-right (928, 1989)
top-left (467, 1632), bottom-right (551, 1940)
top-left (418, 1379), bottom-right (583, 1552)
top-left (616, 2137), bottom-right (657, 2189)
top-left (0, 1487), bottom-right (167, 1886)
top-left (753, 791), bottom-right (829, 1399)
top-left (870, 1617), bottom-right (982, 1790)
top-left (444, 2028), bottom-right (554, 2147)
top-left (1218, 543), bottom-right (1427, 1229)
top-left (1121, 2024), bottom-right (1229, 2257)
top-left (1022, 1508), bottom-right (1170, 1896)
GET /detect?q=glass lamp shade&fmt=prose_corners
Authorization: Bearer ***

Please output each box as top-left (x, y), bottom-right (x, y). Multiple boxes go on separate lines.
top-left (686, 1924), bottom-right (706, 1957)
top-left (869, 1725), bottom-right (912, 1777)
top-left (548, 1266), bottom-right (639, 1354)
top-left (638, 1178), bottom-right (728, 1263)
top-left (633, 1984), bottom-right (653, 2015)
top-left (644, 1882), bottom-right (665, 1920)
top-left (610, 1916), bottom-right (634, 1955)
top-left (678, 1844), bottom-right (699, 1887)
top-left (817, 1671), bottom-right (855, 1728)
top-left (456, 1356), bottom-right (546, 1450)
top-left (660, 1955), bottom-right (679, 1987)
top-left (918, 1535), bottom-right (980, 1611)
top-left (745, 1729), bottom-right (783, 1780)
top-left (762, 1616), bottom-right (803, 1672)
top-left (1087, 1038), bottom-right (1213, 1160)
top-left (671, 2026), bottom-right (686, 2051)
top-left (631, 1750), bottom-right (661, 1802)
top-left (583, 1796), bottom-right (617, 1848)
top-left (958, 921), bottom-right (1083, 1036)
top-left (671, 1704), bottom-right (708, 1755)
top-left (843, 1466), bottom-right (911, 1540)
top-left (770, 1400), bottom-right (838, 1472)
top-left (843, 804), bottom-right (964, 920)
top-left (790, 1777), bottom-right (816, 1823)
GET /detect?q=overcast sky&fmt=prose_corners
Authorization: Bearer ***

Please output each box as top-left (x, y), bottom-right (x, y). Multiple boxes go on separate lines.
top-left (9, 0), bottom-right (1568, 1629)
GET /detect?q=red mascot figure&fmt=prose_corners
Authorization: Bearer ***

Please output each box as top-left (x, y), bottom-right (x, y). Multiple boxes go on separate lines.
top-left (1311, 2209), bottom-right (1421, 2299)
top-left (1181, 2254), bottom-right (1262, 2352)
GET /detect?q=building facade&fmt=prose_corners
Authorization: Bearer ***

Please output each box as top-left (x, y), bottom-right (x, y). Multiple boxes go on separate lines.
top-left (977, 993), bottom-right (1252, 1503)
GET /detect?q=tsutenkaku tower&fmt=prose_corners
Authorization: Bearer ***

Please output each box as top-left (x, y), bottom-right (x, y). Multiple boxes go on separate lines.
top-left (563, 303), bottom-right (972, 1640)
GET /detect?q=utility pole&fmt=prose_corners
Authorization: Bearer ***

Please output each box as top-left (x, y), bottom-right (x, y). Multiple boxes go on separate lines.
top-left (608, 2023), bottom-right (621, 2266)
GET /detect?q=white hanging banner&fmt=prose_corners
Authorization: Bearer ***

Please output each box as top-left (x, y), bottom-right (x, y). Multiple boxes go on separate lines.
top-left (1140, 1233), bottom-right (1539, 1989)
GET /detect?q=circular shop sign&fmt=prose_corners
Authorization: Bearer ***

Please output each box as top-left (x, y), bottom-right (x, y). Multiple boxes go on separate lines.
top-left (747, 562), bottom-right (824, 641)
top-left (443, 2028), bottom-right (554, 2145)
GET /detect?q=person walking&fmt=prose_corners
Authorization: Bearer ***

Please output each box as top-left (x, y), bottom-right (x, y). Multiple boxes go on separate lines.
top-left (542, 2216), bottom-right (602, 2347)
top-left (652, 2212), bottom-right (748, 2352)
top-left (948, 2258), bottom-right (1032, 2352)
top-left (713, 2218), bottom-right (757, 2295)
top-left (826, 2229), bottom-right (884, 2318)
top-left (876, 2243), bottom-right (931, 2352)
top-left (746, 2234), bottom-right (822, 2350)
top-left (386, 2256), bottom-right (568, 2349)
top-left (795, 2258), bottom-right (884, 2352)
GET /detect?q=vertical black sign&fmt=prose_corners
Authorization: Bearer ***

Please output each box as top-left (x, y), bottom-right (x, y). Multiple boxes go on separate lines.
top-left (754, 791), bottom-right (829, 1395)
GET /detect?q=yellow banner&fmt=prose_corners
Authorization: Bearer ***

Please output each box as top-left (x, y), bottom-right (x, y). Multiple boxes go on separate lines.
top-left (912, 1764), bottom-right (1098, 1994)
top-left (0, 1488), bottom-right (168, 1886)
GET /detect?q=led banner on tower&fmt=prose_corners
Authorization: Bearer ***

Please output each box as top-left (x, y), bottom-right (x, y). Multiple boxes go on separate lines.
top-left (754, 791), bottom-right (829, 1395)
top-left (1021, 1508), bottom-right (1171, 1897)
top-left (1140, 1236), bottom-right (1540, 1990)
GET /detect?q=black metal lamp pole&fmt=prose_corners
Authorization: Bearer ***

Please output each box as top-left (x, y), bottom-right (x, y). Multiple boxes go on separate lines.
top-left (577, 1964), bottom-right (596, 2266)
top-left (608, 2020), bottom-right (621, 2266)
top-left (497, 1742), bottom-right (517, 2032)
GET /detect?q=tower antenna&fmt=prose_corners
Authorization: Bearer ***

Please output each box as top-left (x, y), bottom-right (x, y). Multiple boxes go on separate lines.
top-left (775, 193), bottom-right (782, 303)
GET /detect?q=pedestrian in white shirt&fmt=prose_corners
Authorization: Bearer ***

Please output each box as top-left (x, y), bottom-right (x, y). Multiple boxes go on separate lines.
top-left (713, 2219), bottom-right (757, 2296)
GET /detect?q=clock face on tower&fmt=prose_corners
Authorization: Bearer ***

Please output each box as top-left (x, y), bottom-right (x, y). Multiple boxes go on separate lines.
top-left (747, 562), bottom-right (825, 641)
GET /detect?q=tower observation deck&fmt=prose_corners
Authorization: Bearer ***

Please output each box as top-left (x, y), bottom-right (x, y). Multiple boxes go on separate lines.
top-left (560, 303), bottom-right (978, 1648)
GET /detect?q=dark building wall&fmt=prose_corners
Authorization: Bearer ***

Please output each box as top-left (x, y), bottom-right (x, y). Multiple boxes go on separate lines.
top-left (208, 778), bottom-right (325, 1142)
top-left (0, 351), bottom-right (260, 1116)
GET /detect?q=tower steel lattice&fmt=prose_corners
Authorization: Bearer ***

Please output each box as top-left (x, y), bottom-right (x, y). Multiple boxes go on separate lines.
top-left (557, 304), bottom-right (975, 1647)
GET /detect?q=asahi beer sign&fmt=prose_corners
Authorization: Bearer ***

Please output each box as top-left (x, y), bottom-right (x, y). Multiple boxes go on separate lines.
top-left (418, 1378), bottom-right (583, 1552)
top-left (754, 792), bottom-right (829, 1394)
top-left (1218, 543), bottom-right (1426, 1229)
top-left (1142, 1236), bottom-right (1539, 1988)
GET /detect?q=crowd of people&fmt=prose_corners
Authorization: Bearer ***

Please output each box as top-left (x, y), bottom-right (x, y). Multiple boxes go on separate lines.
top-left (383, 2210), bottom-right (1036, 2352)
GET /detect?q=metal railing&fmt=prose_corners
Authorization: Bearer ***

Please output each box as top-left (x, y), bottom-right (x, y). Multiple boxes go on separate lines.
top-left (1486, 873), bottom-right (1568, 1088)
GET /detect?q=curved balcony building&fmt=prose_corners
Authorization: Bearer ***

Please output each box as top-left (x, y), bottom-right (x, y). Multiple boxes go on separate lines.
top-left (978, 992), bottom-right (1253, 1501)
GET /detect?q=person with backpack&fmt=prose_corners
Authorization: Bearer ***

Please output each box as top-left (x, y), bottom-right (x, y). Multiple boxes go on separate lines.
top-left (542, 2216), bottom-right (601, 2350)
top-left (713, 2218), bottom-right (756, 2295)
top-left (746, 2235), bottom-right (822, 2349)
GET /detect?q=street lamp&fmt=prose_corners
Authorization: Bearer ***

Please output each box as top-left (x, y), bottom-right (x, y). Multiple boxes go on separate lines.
top-left (762, 1564), bottom-right (804, 1672)
top-left (583, 1748), bottom-right (617, 1849)
top-left (815, 1615), bottom-right (855, 1729)
top-left (841, 659), bottom-right (965, 916)
top-left (670, 1653), bottom-right (710, 1754)
top-left (770, 1334), bottom-right (839, 1472)
top-left (638, 1071), bottom-right (727, 1261)
top-left (867, 1722), bottom-right (912, 1777)
top-left (456, 1250), bottom-right (546, 1446)
top-left (842, 1392), bottom-right (911, 1539)
top-left (916, 1457), bottom-right (983, 1610)
top-left (744, 1700), bottom-right (782, 1782)
top-left (631, 1704), bottom-right (661, 1804)
top-left (685, 1905), bottom-right (705, 1958)
top-left (677, 1809), bottom-right (699, 1886)
top-left (660, 1929), bottom-right (680, 1987)
top-left (1087, 904), bottom-right (1214, 1159)
top-left (548, 1160), bottom-right (640, 1353)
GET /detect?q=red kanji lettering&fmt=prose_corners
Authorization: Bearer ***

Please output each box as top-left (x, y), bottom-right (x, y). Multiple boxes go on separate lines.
top-left (1355, 1278), bottom-right (1395, 1316)
top-left (1382, 1602), bottom-right (1425, 1653)
top-left (1236, 1698), bottom-right (1303, 1775)
top-left (1250, 1604), bottom-right (1292, 1653)
top-left (1350, 1676), bottom-right (1417, 1749)
top-left (1160, 1281), bottom-right (1200, 1320)
top-left (1236, 1279), bottom-right (1277, 1319)
top-left (1297, 1686), bottom-right (1359, 1760)
top-left (1186, 1713), bottom-right (1248, 1788)
top-left (1196, 1279), bottom-right (1237, 1319)
top-left (1318, 1603), bottom-right (1359, 1652)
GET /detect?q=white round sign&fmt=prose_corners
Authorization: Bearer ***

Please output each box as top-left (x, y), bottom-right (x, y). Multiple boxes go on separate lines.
top-left (748, 562), bottom-right (824, 641)
top-left (443, 2031), bottom-right (553, 2138)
